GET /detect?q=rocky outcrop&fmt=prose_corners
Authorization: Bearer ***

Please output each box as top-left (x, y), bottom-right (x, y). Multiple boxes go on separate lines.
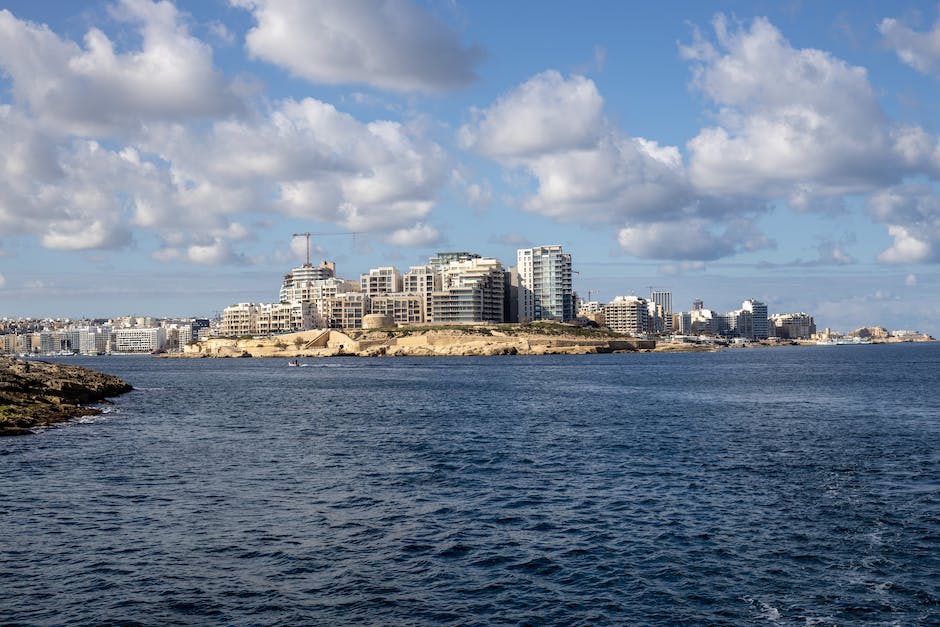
top-left (848, 326), bottom-right (891, 339)
top-left (179, 324), bottom-right (657, 358)
top-left (0, 357), bottom-right (133, 436)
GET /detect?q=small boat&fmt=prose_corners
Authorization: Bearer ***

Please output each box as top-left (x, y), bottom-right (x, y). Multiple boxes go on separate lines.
top-left (288, 359), bottom-right (300, 367)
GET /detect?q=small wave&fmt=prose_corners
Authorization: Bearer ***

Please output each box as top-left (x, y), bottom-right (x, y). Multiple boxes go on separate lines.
top-left (742, 596), bottom-right (781, 622)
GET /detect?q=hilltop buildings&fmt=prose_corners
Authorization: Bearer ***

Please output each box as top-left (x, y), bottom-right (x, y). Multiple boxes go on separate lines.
top-left (218, 246), bottom-right (575, 336)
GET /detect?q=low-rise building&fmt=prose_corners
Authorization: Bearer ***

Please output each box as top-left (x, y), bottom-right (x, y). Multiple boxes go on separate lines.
top-left (369, 293), bottom-right (424, 326)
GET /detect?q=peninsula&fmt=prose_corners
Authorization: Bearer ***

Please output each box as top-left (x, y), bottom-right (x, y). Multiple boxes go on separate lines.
top-left (179, 323), bottom-right (666, 358)
top-left (0, 357), bottom-right (133, 436)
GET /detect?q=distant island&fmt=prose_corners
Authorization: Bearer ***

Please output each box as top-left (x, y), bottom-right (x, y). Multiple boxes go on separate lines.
top-left (0, 357), bottom-right (132, 436)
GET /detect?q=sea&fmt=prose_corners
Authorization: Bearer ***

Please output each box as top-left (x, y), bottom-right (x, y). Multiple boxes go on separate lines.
top-left (1, 344), bottom-right (938, 625)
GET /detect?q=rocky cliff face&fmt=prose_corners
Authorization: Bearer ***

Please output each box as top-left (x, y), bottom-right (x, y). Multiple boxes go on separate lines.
top-left (0, 357), bottom-right (133, 436)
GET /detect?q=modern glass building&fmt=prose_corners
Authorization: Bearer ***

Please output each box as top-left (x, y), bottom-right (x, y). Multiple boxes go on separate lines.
top-left (517, 245), bottom-right (574, 322)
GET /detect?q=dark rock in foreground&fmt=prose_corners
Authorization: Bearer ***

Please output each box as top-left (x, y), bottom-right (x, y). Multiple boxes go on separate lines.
top-left (0, 357), bottom-right (133, 436)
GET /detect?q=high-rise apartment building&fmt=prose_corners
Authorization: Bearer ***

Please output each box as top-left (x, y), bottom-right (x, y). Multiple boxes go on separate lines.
top-left (651, 290), bottom-right (673, 333)
top-left (431, 257), bottom-right (505, 323)
top-left (516, 246), bottom-right (574, 322)
top-left (741, 299), bottom-right (769, 339)
top-left (279, 261), bottom-right (336, 303)
top-left (403, 265), bottom-right (441, 322)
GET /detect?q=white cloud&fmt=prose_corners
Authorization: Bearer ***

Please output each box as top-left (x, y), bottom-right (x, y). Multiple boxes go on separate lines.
top-left (459, 72), bottom-right (690, 223)
top-left (905, 273), bottom-right (918, 286)
top-left (617, 219), bottom-right (769, 261)
top-left (0, 1), bottom-right (241, 136)
top-left (459, 71), bottom-right (605, 158)
top-left (0, 109), bottom-right (136, 250)
top-left (869, 185), bottom-right (940, 263)
top-left (383, 222), bottom-right (441, 247)
top-left (0, 272), bottom-right (6, 288)
top-left (682, 15), bottom-right (934, 202)
top-left (139, 98), bottom-right (449, 235)
top-left (879, 14), bottom-right (940, 76)
top-left (460, 70), bottom-right (770, 260)
top-left (235, 0), bottom-right (481, 92)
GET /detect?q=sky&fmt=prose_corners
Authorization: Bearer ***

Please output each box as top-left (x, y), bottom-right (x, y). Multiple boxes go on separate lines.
top-left (0, 0), bottom-right (939, 335)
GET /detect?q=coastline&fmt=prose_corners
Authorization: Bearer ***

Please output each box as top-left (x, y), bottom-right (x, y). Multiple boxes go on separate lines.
top-left (0, 357), bottom-right (133, 436)
top-left (168, 324), bottom-right (935, 359)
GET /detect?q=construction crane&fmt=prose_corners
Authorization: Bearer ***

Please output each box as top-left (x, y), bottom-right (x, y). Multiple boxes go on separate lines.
top-left (292, 231), bottom-right (361, 265)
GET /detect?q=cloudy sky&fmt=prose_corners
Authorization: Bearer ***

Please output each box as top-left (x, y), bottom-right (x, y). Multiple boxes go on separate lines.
top-left (1, 0), bottom-right (939, 335)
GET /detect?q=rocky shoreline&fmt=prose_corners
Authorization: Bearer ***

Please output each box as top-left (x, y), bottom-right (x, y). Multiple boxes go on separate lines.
top-left (0, 357), bottom-right (133, 436)
top-left (175, 324), bottom-right (662, 359)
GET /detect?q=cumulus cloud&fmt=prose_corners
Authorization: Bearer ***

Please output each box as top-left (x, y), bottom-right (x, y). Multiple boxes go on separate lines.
top-left (459, 71), bottom-right (605, 158)
top-left (460, 69), bottom-right (770, 260)
top-left (0, 108), bottom-right (137, 250)
top-left (880, 14), bottom-right (940, 76)
top-left (869, 185), bottom-right (940, 263)
top-left (905, 273), bottom-right (918, 286)
top-left (383, 222), bottom-right (441, 247)
top-left (617, 219), bottom-right (770, 261)
top-left (681, 15), bottom-right (935, 203)
top-left (0, 1), bottom-right (241, 136)
top-left (235, 0), bottom-right (482, 92)
top-left (459, 72), bottom-right (691, 222)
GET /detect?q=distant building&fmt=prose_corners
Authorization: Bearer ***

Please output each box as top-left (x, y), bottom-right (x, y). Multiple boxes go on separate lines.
top-left (604, 296), bottom-right (648, 334)
top-left (431, 257), bottom-right (505, 323)
top-left (741, 299), bottom-right (769, 339)
top-left (324, 293), bottom-right (368, 329)
top-left (360, 266), bottom-right (403, 296)
top-left (369, 293), bottom-right (424, 326)
top-left (279, 261), bottom-right (336, 303)
top-left (403, 265), bottom-right (441, 322)
top-left (517, 245), bottom-right (574, 322)
top-left (651, 290), bottom-right (673, 333)
top-left (220, 303), bottom-right (260, 337)
top-left (770, 312), bottom-right (816, 339)
top-left (112, 327), bottom-right (166, 353)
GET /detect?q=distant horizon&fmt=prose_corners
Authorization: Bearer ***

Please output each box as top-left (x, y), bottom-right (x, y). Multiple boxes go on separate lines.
top-left (1, 1), bottom-right (938, 336)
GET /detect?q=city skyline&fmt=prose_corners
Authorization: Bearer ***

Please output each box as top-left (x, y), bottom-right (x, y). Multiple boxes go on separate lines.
top-left (1, 1), bottom-right (939, 336)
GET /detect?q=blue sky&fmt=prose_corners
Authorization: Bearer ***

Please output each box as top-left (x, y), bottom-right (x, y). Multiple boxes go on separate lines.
top-left (1, 0), bottom-right (939, 335)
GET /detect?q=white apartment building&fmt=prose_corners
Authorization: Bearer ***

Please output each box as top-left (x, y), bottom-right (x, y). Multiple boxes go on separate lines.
top-left (604, 296), bottom-right (648, 334)
top-left (403, 265), bottom-right (441, 321)
top-left (431, 257), bottom-right (505, 323)
top-left (369, 294), bottom-right (425, 326)
top-left (651, 290), bottom-right (673, 333)
top-left (517, 245), bottom-right (574, 322)
top-left (770, 312), bottom-right (816, 339)
top-left (741, 299), bottom-right (769, 339)
top-left (112, 327), bottom-right (166, 353)
top-left (324, 293), bottom-right (368, 329)
top-left (220, 302), bottom-right (317, 336)
top-left (279, 262), bottom-right (338, 303)
top-left (360, 266), bottom-right (403, 296)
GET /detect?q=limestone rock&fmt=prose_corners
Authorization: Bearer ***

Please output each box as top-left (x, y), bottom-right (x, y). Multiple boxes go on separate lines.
top-left (0, 357), bottom-right (133, 436)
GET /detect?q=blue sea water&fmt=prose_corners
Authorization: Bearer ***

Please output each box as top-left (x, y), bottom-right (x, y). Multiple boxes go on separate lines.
top-left (1, 344), bottom-right (938, 625)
